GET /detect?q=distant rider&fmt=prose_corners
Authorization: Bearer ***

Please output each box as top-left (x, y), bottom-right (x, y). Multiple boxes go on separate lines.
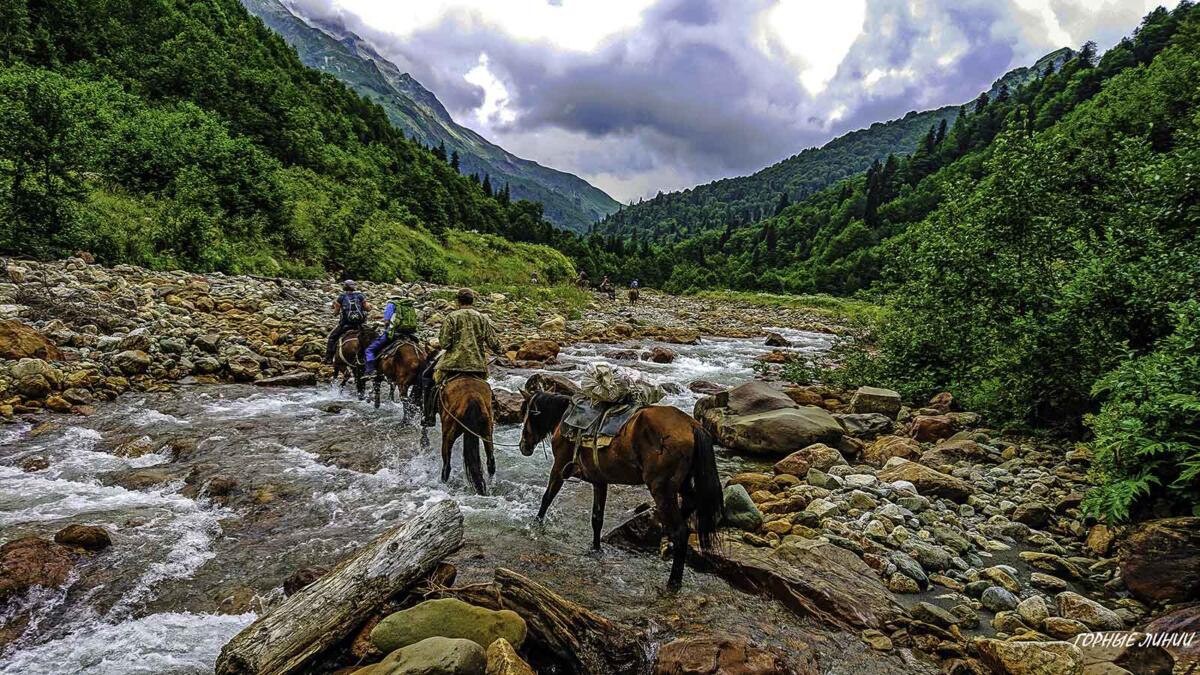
top-left (325, 280), bottom-right (371, 363)
top-left (364, 296), bottom-right (419, 375)
top-left (630, 278), bottom-right (640, 289)
top-left (421, 288), bottom-right (503, 426)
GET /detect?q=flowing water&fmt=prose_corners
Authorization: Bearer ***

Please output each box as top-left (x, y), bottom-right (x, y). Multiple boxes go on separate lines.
top-left (0, 329), bottom-right (874, 674)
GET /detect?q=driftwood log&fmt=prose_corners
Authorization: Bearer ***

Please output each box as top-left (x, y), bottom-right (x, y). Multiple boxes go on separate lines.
top-left (215, 501), bottom-right (464, 675)
top-left (439, 568), bottom-right (650, 675)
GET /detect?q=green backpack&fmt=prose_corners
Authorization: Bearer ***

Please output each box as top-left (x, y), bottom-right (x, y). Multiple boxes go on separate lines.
top-left (387, 298), bottom-right (419, 337)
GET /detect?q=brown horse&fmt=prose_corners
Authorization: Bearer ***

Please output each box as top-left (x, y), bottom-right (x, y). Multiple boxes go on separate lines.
top-left (518, 393), bottom-right (723, 589)
top-left (628, 287), bottom-right (640, 305)
top-left (372, 339), bottom-right (427, 420)
top-left (333, 328), bottom-right (370, 398)
top-left (437, 376), bottom-right (497, 495)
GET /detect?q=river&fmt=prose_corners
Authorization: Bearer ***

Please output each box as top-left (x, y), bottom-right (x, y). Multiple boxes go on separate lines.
top-left (0, 329), bottom-right (859, 674)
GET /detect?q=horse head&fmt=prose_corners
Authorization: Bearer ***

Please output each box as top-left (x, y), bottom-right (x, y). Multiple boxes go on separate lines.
top-left (518, 391), bottom-right (570, 456)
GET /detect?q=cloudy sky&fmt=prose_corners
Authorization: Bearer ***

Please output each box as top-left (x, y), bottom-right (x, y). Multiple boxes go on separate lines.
top-left (285, 0), bottom-right (1161, 202)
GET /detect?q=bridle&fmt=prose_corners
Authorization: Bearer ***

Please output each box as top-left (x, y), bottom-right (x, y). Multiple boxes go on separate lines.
top-left (520, 393), bottom-right (552, 458)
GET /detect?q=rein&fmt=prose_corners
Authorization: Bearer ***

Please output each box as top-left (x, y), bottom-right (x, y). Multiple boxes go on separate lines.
top-left (435, 387), bottom-right (524, 449)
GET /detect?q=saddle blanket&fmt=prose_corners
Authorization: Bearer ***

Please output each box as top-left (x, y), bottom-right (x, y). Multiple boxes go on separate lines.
top-left (561, 396), bottom-right (644, 448)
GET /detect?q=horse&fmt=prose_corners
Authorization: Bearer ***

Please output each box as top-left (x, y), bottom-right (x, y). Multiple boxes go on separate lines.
top-left (436, 375), bottom-right (497, 495)
top-left (628, 287), bottom-right (640, 305)
top-left (518, 392), bottom-right (723, 589)
top-left (332, 326), bottom-right (371, 398)
top-left (371, 338), bottom-right (427, 423)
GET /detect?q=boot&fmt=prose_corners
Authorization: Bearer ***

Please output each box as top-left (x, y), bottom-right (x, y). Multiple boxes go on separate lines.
top-left (422, 385), bottom-right (438, 427)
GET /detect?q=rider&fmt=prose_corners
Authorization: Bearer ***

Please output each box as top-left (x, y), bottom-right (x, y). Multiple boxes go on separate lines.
top-left (421, 288), bottom-right (503, 426)
top-left (599, 274), bottom-right (612, 290)
top-left (575, 270), bottom-right (589, 287)
top-left (630, 278), bottom-right (640, 290)
top-left (325, 280), bottom-right (370, 363)
top-left (364, 296), bottom-right (419, 375)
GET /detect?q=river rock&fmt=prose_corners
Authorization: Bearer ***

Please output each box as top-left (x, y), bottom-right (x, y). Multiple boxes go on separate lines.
top-left (355, 636), bottom-right (486, 675)
top-left (848, 386), bottom-right (901, 419)
top-left (1056, 591), bottom-right (1123, 631)
top-left (862, 435), bottom-right (921, 467)
top-left (485, 638), bottom-right (533, 675)
top-left (515, 339), bottom-right (559, 362)
top-left (371, 598), bottom-right (527, 653)
top-left (764, 332), bottom-right (791, 348)
top-left (722, 485), bottom-right (763, 531)
top-left (833, 413), bottom-right (894, 439)
top-left (688, 380), bottom-right (725, 395)
top-left (491, 390), bottom-right (524, 425)
top-left (976, 638), bottom-right (1083, 675)
top-left (254, 371), bottom-right (317, 387)
top-left (0, 536), bottom-right (74, 602)
top-left (643, 346), bottom-right (675, 363)
top-left (1012, 501), bottom-right (1052, 528)
top-left (981, 586), bottom-right (1019, 612)
top-left (773, 443), bottom-right (846, 477)
top-left (877, 458), bottom-right (973, 502)
top-left (1017, 595), bottom-right (1050, 626)
top-left (522, 372), bottom-right (579, 396)
top-left (653, 633), bottom-right (813, 675)
top-left (910, 415), bottom-right (954, 442)
top-left (0, 320), bottom-right (61, 360)
top-left (1118, 516), bottom-right (1200, 604)
top-left (698, 386), bottom-right (843, 456)
top-left (53, 524), bottom-right (111, 551)
top-left (538, 315), bottom-right (566, 332)
top-left (113, 349), bottom-right (151, 375)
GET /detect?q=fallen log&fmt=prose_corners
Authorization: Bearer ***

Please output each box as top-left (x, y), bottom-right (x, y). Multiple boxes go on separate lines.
top-left (437, 568), bottom-right (650, 675)
top-left (215, 500), bottom-right (464, 675)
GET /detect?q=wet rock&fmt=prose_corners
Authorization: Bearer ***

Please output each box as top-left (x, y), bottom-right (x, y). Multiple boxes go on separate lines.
top-left (721, 485), bottom-right (764, 531)
top-left (877, 458), bottom-right (973, 502)
top-left (643, 346), bottom-right (676, 363)
top-left (19, 456), bottom-right (49, 472)
top-left (764, 332), bottom-right (791, 347)
top-left (981, 586), bottom-right (1019, 612)
top-left (254, 371), bottom-right (317, 387)
top-left (112, 436), bottom-right (158, 459)
top-left (912, 602), bottom-right (959, 628)
top-left (848, 386), bottom-right (901, 419)
top-left (355, 636), bottom-right (486, 675)
top-left (0, 320), bottom-right (61, 360)
top-left (773, 443), bottom-right (847, 477)
top-left (1085, 524), bottom-right (1116, 556)
top-left (515, 339), bottom-right (559, 362)
top-left (833, 413), bottom-right (894, 439)
top-left (1056, 591), bottom-right (1123, 631)
top-left (861, 435), bottom-right (921, 467)
top-left (491, 390), bottom-right (524, 425)
top-left (1118, 517), bottom-right (1200, 604)
top-left (910, 415), bottom-right (954, 442)
top-left (688, 380), bottom-right (725, 395)
top-left (607, 349), bottom-right (640, 360)
top-left (113, 349), bottom-right (151, 375)
top-left (976, 638), bottom-right (1082, 675)
top-left (1043, 617), bottom-right (1089, 639)
top-left (652, 633), bottom-right (812, 675)
top-left (1011, 502), bottom-right (1052, 528)
top-left (371, 598), bottom-right (527, 653)
top-left (0, 536), bottom-right (74, 602)
top-left (283, 566), bottom-right (329, 596)
top-left (1017, 596), bottom-right (1050, 626)
top-left (225, 353), bottom-right (261, 381)
top-left (485, 638), bottom-right (533, 675)
top-left (698, 385), bottom-right (842, 456)
top-left (53, 524), bottom-right (111, 552)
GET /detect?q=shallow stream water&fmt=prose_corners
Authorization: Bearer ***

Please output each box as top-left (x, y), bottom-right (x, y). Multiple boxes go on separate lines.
top-left (0, 329), bottom-right (907, 674)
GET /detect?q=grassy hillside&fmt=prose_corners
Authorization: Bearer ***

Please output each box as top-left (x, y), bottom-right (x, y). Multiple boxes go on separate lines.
top-left (243, 0), bottom-right (620, 232)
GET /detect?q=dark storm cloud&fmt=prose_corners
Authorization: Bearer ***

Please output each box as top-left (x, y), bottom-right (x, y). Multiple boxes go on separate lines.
top-left (283, 0), bottom-right (1155, 200)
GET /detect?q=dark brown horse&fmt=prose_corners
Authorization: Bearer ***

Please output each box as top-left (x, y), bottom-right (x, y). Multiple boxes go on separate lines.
top-left (333, 327), bottom-right (371, 398)
top-left (518, 393), bottom-right (723, 588)
top-left (628, 287), bottom-right (640, 305)
top-left (372, 339), bottom-right (427, 421)
top-left (437, 376), bottom-right (497, 495)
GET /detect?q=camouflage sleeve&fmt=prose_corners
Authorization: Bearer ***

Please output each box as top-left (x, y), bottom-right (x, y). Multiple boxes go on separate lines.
top-left (484, 317), bottom-right (503, 354)
top-left (440, 313), bottom-right (459, 351)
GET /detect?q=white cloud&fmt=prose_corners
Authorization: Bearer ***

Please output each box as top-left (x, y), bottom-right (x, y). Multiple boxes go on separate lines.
top-left (759, 0), bottom-right (868, 94)
top-left (463, 53), bottom-right (515, 125)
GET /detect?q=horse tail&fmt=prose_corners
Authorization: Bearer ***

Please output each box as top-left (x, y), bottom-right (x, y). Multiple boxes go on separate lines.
top-left (689, 425), bottom-right (722, 553)
top-left (461, 397), bottom-right (488, 494)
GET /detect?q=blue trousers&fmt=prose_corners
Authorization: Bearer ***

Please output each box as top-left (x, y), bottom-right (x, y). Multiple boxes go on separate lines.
top-left (364, 334), bottom-right (391, 373)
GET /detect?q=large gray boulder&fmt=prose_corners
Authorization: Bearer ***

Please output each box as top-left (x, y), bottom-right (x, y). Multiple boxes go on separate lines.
top-left (356, 636), bottom-right (486, 675)
top-left (848, 386), bottom-right (902, 418)
top-left (721, 484), bottom-right (763, 531)
top-left (696, 383), bottom-right (842, 456)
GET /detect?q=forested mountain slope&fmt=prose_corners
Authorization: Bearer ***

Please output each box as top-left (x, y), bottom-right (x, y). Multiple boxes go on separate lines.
top-left (0, 0), bottom-right (574, 284)
top-left (242, 0), bottom-right (620, 232)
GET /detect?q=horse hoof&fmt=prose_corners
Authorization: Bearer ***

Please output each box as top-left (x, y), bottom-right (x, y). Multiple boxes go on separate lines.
top-left (665, 579), bottom-right (683, 593)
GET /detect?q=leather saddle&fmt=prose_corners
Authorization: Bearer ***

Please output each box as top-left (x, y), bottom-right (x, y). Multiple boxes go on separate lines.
top-left (561, 395), bottom-right (643, 450)
top-left (378, 335), bottom-right (423, 361)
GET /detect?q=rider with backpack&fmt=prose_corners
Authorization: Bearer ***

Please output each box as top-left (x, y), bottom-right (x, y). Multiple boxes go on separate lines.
top-left (324, 280), bottom-right (371, 363)
top-left (364, 296), bottom-right (419, 375)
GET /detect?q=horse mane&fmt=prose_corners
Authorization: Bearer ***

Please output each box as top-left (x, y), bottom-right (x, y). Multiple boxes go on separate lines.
top-left (528, 392), bottom-right (571, 441)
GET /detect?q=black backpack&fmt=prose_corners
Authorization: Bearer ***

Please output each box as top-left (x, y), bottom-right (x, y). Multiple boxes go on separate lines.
top-left (341, 292), bottom-right (366, 323)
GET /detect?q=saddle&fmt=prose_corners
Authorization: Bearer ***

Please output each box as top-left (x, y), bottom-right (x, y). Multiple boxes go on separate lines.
top-left (378, 335), bottom-right (423, 362)
top-left (561, 395), bottom-right (644, 450)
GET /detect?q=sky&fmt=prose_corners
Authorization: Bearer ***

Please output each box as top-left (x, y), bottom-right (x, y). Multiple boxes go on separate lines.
top-left (284, 0), bottom-right (1163, 202)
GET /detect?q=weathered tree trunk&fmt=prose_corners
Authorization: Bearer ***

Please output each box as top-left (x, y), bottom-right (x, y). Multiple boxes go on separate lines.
top-left (438, 568), bottom-right (650, 675)
top-left (215, 501), bottom-right (464, 675)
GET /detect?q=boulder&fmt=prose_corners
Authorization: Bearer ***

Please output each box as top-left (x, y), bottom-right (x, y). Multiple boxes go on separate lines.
top-left (877, 458), bottom-right (973, 502)
top-left (354, 636), bottom-right (486, 675)
top-left (975, 639), bottom-right (1083, 675)
top-left (1141, 603), bottom-right (1200, 670)
top-left (653, 633), bottom-right (813, 675)
top-left (515, 340), bottom-right (559, 362)
top-left (848, 386), bottom-right (901, 419)
top-left (1055, 591), bottom-right (1123, 631)
top-left (773, 444), bottom-right (846, 477)
top-left (764, 332), bottom-right (791, 348)
top-left (698, 391), bottom-right (843, 457)
top-left (538, 315), bottom-right (566, 332)
top-left (254, 372), bottom-right (317, 387)
top-left (725, 382), bottom-right (797, 415)
top-left (522, 373), bottom-right (579, 397)
top-left (0, 536), bottom-right (74, 602)
top-left (371, 598), bottom-right (527, 653)
top-left (861, 436), bottom-right (921, 467)
top-left (1016, 596), bottom-right (1050, 627)
top-left (1118, 517), bottom-right (1200, 604)
top-left (492, 390), bottom-right (524, 425)
top-left (781, 387), bottom-right (825, 408)
top-left (643, 346), bottom-right (676, 364)
top-left (1012, 502), bottom-right (1052, 528)
top-left (485, 638), bottom-right (534, 675)
top-left (0, 320), bottom-right (61, 361)
top-left (928, 392), bottom-right (954, 413)
top-left (113, 350), bottom-right (151, 375)
top-left (981, 586), bottom-right (1019, 612)
top-left (909, 415), bottom-right (954, 442)
top-left (226, 354), bottom-right (261, 381)
top-left (832, 413), bottom-right (894, 439)
top-left (688, 380), bottom-right (726, 395)
top-left (53, 524), bottom-right (111, 551)
top-left (721, 485), bottom-right (764, 531)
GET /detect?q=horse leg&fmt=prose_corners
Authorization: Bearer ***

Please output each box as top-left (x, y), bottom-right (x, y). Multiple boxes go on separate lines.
top-left (537, 456), bottom-right (569, 521)
top-left (440, 422), bottom-right (456, 483)
top-left (373, 376), bottom-right (382, 409)
top-left (591, 482), bottom-right (608, 552)
top-left (654, 489), bottom-right (687, 590)
top-left (484, 437), bottom-right (496, 477)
